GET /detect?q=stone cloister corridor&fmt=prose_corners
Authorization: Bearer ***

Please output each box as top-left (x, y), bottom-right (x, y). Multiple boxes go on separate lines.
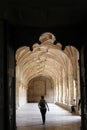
top-left (16, 32), bottom-right (81, 129)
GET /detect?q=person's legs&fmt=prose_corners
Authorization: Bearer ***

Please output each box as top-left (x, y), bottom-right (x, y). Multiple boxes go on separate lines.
top-left (40, 109), bottom-right (46, 124)
top-left (42, 109), bottom-right (46, 124)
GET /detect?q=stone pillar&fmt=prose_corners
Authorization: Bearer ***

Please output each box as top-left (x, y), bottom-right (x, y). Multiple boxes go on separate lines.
top-left (57, 76), bottom-right (60, 102)
top-left (16, 65), bottom-right (20, 109)
top-left (62, 69), bottom-right (66, 104)
top-left (80, 46), bottom-right (87, 130)
top-left (16, 81), bottom-right (19, 109)
top-left (68, 61), bottom-right (74, 105)
top-left (59, 75), bottom-right (62, 102)
top-left (58, 68), bottom-right (63, 103)
top-left (0, 20), bottom-right (4, 130)
top-left (65, 71), bottom-right (68, 104)
top-left (76, 60), bottom-right (81, 112)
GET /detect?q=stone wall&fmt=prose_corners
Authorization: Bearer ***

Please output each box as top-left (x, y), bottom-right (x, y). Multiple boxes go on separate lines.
top-left (0, 20), bottom-right (4, 130)
top-left (27, 76), bottom-right (54, 102)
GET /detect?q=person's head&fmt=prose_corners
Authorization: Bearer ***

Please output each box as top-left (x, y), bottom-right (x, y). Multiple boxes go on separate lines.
top-left (41, 96), bottom-right (44, 99)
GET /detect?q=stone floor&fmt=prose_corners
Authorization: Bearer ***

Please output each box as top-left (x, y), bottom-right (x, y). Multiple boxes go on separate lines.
top-left (16, 103), bottom-right (81, 130)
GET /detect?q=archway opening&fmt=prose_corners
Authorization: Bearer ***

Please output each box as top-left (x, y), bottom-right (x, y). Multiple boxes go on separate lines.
top-left (16, 32), bottom-right (81, 128)
top-left (27, 75), bottom-right (54, 102)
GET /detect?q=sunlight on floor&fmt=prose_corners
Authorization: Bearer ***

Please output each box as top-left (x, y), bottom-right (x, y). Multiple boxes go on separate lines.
top-left (16, 103), bottom-right (81, 130)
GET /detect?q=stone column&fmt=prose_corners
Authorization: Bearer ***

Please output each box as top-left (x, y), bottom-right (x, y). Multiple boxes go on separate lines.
top-left (62, 69), bottom-right (66, 104)
top-left (68, 61), bottom-right (74, 105)
top-left (59, 75), bottom-right (62, 102)
top-left (0, 20), bottom-right (4, 130)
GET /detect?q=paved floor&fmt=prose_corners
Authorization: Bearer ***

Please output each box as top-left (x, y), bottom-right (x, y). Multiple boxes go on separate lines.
top-left (16, 103), bottom-right (81, 130)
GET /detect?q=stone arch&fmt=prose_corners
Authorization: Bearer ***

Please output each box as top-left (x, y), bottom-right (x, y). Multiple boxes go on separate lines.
top-left (16, 32), bottom-right (80, 113)
top-left (27, 75), bottom-right (54, 102)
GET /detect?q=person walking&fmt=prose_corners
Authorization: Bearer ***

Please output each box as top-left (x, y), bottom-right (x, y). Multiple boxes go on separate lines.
top-left (38, 96), bottom-right (49, 125)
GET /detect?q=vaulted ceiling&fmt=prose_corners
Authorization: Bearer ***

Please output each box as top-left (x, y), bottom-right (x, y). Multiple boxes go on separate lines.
top-left (16, 32), bottom-right (79, 87)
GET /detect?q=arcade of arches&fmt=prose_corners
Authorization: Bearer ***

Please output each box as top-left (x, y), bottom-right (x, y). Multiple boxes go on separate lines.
top-left (16, 32), bottom-right (80, 113)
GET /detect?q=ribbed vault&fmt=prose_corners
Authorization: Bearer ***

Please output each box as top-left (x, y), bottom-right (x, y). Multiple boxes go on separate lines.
top-left (16, 32), bottom-right (80, 109)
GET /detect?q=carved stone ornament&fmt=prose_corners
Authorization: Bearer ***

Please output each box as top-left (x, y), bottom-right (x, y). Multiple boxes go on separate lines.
top-left (39, 32), bottom-right (56, 43)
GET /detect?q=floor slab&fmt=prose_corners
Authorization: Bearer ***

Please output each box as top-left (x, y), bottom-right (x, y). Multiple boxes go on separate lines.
top-left (16, 103), bottom-right (81, 130)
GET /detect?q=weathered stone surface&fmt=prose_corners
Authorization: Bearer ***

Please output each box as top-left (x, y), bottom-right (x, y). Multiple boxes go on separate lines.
top-left (16, 32), bottom-right (80, 114)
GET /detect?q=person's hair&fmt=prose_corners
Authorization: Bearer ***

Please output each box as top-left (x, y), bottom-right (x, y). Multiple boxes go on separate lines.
top-left (41, 96), bottom-right (44, 99)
